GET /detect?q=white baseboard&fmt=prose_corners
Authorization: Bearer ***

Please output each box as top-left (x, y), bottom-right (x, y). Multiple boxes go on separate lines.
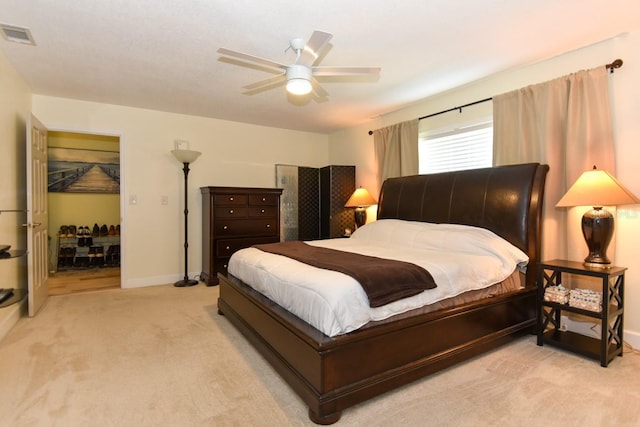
top-left (624, 329), bottom-right (640, 350)
top-left (123, 272), bottom-right (202, 288)
top-left (0, 297), bottom-right (27, 342)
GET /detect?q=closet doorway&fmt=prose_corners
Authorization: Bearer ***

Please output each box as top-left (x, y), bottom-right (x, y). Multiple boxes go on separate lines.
top-left (46, 131), bottom-right (121, 295)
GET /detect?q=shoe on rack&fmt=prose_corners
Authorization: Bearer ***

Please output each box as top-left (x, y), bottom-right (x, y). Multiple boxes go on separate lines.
top-left (112, 244), bottom-right (120, 266)
top-left (108, 225), bottom-right (115, 236)
top-left (95, 246), bottom-right (104, 267)
top-left (88, 246), bottom-right (96, 267)
top-left (59, 225), bottom-right (68, 237)
top-left (57, 247), bottom-right (67, 269)
top-left (115, 224), bottom-right (120, 236)
top-left (67, 225), bottom-right (76, 238)
top-left (66, 247), bottom-right (76, 268)
top-left (92, 224), bottom-right (100, 237)
top-left (100, 224), bottom-right (108, 237)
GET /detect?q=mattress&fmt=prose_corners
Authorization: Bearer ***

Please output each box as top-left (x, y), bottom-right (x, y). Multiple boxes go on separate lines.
top-left (228, 219), bottom-right (528, 337)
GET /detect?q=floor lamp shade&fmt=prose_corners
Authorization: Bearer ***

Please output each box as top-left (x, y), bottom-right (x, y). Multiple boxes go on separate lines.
top-left (345, 187), bottom-right (377, 228)
top-left (556, 166), bottom-right (640, 267)
top-left (172, 149), bottom-right (201, 286)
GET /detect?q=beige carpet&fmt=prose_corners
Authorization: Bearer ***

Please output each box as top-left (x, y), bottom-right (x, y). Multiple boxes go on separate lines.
top-left (0, 284), bottom-right (639, 427)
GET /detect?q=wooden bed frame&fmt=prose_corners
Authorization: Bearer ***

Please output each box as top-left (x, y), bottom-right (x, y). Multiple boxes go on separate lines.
top-left (217, 163), bottom-right (549, 424)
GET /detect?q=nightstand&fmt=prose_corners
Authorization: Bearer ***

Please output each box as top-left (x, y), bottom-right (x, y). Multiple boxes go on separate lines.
top-left (537, 259), bottom-right (626, 367)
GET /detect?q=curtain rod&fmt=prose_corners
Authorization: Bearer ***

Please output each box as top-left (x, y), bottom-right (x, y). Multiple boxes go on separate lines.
top-left (367, 58), bottom-right (623, 135)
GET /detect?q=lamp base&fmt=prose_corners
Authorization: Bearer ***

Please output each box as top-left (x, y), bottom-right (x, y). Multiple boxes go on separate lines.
top-left (581, 207), bottom-right (614, 268)
top-left (354, 207), bottom-right (367, 228)
top-left (583, 261), bottom-right (613, 269)
top-left (174, 278), bottom-right (199, 287)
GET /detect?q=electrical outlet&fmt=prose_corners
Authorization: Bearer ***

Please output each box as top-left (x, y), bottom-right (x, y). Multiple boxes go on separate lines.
top-left (174, 139), bottom-right (189, 150)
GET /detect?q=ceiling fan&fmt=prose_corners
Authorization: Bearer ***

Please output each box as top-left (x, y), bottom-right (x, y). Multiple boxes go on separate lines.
top-left (217, 30), bottom-right (380, 98)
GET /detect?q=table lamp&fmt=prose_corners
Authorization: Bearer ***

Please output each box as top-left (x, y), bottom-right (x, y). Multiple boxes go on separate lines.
top-left (556, 166), bottom-right (639, 268)
top-left (345, 187), bottom-right (377, 228)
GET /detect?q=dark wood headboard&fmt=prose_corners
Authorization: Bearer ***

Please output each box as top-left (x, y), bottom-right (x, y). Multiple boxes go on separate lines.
top-left (377, 163), bottom-right (549, 287)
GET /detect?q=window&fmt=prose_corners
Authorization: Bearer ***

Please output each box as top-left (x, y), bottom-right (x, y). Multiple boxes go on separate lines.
top-left (418, 122), bottom-right (493, 174)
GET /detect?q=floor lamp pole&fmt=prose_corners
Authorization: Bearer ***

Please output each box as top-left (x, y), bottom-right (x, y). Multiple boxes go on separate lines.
top-left (175, 162), bottom-right (198, 287)
top-left (171, 149), bottom-right (201, 287)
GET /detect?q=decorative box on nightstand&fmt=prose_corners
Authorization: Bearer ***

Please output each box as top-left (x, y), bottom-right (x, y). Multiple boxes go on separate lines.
top-left (537, 259), bottom-right (626, 367)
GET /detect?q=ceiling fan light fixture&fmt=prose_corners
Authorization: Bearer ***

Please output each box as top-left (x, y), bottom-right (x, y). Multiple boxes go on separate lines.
top-left (286, 64), bottom-right (312, 95)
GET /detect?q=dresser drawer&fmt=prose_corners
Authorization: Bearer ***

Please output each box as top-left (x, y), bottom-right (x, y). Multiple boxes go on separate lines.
top-left (214, 207), bottom-right (248, 218)
top-left (249, 194), bottom-right (278, 206)
top-left (214, 259), bottom-right (230, 277)
top-left (214, 219), bottom-right (278, 236)
top-left (213, 194), bottom-right (248, 206)
top-left (216, 236), bottom-right (279, 257)
top-left (249, 206), bottom-right (277, 218)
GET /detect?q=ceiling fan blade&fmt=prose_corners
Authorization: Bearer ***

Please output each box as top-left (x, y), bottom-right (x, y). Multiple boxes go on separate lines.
top-left (243, 74), bottom-right (286, 91)
top-left (297, 30), bottom-right (332, 67)
top-left (311, 77), bottom-right (329, 99)
top-left (217, 47), bottom-right (288, 71)
top-left (312, 66), bottom-right (381, 77)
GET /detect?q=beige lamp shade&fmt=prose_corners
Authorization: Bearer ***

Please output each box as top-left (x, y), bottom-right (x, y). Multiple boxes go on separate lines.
top-left (345, 187), bottom-right (377, 208)
top-left (556, 167), bottom-right (640, 207)
top-left (171, 149), bottom-right (201, 164)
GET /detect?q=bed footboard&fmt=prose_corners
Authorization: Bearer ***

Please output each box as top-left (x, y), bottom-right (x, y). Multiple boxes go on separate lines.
top-left (218, 273), bottom-right (537, 424)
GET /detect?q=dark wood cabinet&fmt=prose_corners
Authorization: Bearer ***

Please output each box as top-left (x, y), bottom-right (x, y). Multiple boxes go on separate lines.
top-left (200, 186), bottom-right (282, 285)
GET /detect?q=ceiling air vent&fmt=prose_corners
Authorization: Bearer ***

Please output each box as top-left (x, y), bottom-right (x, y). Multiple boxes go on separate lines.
top-left (0, 24), bottom-right (36, 45)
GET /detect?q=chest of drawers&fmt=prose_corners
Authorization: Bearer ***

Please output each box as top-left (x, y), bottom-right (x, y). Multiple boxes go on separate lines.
top-left (200, 186), bottom-right (282, 285)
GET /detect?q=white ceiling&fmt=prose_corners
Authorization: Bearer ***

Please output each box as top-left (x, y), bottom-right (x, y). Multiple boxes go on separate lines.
top-left (1, 1), bottom-right (639, 134)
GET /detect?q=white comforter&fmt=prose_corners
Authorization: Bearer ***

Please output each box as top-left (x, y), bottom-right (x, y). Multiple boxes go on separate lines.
top-left (228, 219), bottom-right (528, 337)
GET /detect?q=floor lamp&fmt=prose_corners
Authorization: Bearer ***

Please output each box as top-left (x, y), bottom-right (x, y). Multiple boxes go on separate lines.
top-left (171, 149), bottom-right (201, 287)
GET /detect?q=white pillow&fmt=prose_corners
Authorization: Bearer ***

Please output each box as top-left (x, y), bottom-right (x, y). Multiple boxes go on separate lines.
top-left (351, 219), bottom-right (528, 269)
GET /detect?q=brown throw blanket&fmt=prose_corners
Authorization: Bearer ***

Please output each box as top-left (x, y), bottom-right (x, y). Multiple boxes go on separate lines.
top-left (253, 241), bottom-right (437, 308)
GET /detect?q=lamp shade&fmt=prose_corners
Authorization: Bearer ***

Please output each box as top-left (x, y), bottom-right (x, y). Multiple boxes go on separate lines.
top-left (171, 149), bottom-right (201, 164)
top-left (345, 187), bottom-right (377, 208)
top-left (556, 167), bottom-right (640, 207)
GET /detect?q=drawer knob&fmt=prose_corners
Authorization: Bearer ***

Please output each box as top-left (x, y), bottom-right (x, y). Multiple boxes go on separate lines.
top-left (261, 209), bottom-right (265, 213)
top-left (229, 197), bottom-right (234, 201)
top-left (266, 224), bottom-right (270, 228)
top-left (229, 209), bottom-right (234, 214)
top-left (262, 197), bottom-right (266, 201)
top-left (223, 264), bottom-right (227, 269)
top-left (223, 225), bottom-right (228, 230)
top-left (225, 245), bottom-right (230, 250)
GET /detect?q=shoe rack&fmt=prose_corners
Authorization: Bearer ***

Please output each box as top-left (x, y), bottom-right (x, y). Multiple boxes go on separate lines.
top-left (56, 224), bottom-right (120, 271)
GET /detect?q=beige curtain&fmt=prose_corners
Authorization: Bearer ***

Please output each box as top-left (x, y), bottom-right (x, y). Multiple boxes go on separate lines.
top-left (373, 119), bottom-right (419, 187)
top-left (493, 66), bottom-right (615, 261)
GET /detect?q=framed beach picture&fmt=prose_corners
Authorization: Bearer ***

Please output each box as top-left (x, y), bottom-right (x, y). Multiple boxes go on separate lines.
top-left (48, 147), bottom-right (120, 193)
